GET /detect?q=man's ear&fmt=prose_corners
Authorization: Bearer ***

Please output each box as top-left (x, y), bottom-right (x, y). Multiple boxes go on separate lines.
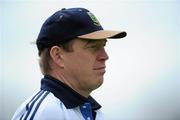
top-left (50, 46), bottom-right (64, 68)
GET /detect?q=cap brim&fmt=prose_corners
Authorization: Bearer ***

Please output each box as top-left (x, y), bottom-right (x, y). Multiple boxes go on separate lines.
top-left (77, 30), bottom-right (127, 40)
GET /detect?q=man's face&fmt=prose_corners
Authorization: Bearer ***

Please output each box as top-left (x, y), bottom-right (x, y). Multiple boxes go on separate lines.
top-left (62, 38), bottom-right (109, 93)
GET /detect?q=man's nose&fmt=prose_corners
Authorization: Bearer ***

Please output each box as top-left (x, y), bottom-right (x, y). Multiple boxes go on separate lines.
top-left (96, 48), bottom-right (109, 61)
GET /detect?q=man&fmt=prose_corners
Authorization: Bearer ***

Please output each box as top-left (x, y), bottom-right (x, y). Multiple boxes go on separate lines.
top-left (12, 7), bottom-right (126, 120)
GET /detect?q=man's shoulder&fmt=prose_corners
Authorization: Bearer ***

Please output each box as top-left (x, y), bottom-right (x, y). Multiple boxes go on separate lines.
top-left (12, 90), bottom-right (65, 120)
top-left (38, 91), bottom-right (64, 111)
top-left (34, 92), bottom-right (65, 119)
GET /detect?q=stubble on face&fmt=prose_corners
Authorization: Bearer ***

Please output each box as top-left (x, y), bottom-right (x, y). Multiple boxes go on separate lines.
top-left (61, 38), bottom-right (108, 96)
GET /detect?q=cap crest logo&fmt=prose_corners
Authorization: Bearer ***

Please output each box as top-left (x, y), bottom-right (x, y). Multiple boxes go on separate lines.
top-left (87, 12), bottom-right (101, 26)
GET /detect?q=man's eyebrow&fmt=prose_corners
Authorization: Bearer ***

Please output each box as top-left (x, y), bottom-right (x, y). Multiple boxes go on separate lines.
top-left (81, 39), bottom-right (107, 49)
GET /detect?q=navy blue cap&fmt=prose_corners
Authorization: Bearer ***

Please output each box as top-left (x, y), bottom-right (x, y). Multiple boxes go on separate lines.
top-left (36, 8), bottom-right (127, 51)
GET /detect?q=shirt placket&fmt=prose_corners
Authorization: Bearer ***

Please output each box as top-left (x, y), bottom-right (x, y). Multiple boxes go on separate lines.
top-left (80, 102), bottom-right (93, 120)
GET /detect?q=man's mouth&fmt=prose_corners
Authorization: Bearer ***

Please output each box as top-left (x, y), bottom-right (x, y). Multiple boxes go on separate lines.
top-left (93, 66), bottom-right (106, 70)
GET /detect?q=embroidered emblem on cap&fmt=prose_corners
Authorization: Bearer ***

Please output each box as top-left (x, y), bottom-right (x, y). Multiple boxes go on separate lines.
top-left (87, 12), bottom-right (101, 26)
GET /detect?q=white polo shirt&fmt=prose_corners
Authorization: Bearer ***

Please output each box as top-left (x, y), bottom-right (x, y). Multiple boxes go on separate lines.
top-left (12, 75), bottom-right (104, 120)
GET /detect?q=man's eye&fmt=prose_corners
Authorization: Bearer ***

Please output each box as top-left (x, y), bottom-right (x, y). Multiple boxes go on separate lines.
top-left (90, 45), bottom-right (105, 51)
top-left (89, 45), bottom-right (98, 48)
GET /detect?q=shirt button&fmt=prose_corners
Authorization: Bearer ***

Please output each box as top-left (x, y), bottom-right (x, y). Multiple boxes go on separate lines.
top-left (82, 106), bottom-right (87, 108)
top-left (87, 117), bottom-right (90, 120)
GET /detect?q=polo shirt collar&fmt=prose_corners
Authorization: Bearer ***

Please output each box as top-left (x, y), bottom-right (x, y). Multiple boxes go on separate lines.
top-left (40, 75), bottom-right (101, 110)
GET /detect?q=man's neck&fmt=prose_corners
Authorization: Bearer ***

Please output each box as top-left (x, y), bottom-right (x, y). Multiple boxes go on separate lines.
top-left (47, 71), bottom-right (91, 98)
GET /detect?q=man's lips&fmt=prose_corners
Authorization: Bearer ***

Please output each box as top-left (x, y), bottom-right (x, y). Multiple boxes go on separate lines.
top-left (93, 66), bottom-right (106, 75)
top-left (93, 66), bottom-right (106, 70)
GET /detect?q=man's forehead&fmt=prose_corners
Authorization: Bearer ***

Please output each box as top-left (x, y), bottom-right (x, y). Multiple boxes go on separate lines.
top-left (80, 39), bottom-right (107, 44)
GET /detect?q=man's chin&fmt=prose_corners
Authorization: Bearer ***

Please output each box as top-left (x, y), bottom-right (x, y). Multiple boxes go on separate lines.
top-left (94, 77), bottom-right (104, 89)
